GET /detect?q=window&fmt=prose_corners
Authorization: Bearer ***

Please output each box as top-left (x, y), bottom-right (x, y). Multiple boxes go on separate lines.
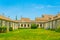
top-left (28, 24), bottom-right (29, 27)
top-left (21, 24), bottom-right (23, 27)
top-left (40, 24), bottom-right (42, 28)
top-left (24, 24), bottom-right (26, 27)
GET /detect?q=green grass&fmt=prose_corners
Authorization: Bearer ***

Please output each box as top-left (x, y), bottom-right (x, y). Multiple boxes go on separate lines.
top-left (0, 29), bottom-right (60, 40)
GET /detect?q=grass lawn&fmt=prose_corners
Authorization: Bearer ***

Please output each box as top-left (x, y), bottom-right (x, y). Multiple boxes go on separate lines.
top-left (0, 29), bottom-right (60, 40)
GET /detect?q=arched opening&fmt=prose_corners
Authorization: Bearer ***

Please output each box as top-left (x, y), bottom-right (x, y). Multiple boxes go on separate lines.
top-left (28, 24), bottom-right (29, 27)
top-left (40, 24), bottom-right (42, 28)
top-left (24, 24), bottom-right (26, 28)
top-left (21, 24), bottom-right (23, 27)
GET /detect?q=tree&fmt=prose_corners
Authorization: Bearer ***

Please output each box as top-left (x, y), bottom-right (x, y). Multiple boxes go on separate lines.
top-left (16, 16), bottom-right (18, 20)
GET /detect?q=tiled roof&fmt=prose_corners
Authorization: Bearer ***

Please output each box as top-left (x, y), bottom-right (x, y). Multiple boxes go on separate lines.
top-left (0, 15), bottom-right (11, 21)
top-left (42, 15), bottom-right (54, 20)
top-left (0, 13), bottom-right (60, 22)
top-left (12, 20), bottom-right (20, 22)
top-left (20, 18), bottom-right (31, 22)
top-left (53, 13), bottom-right (60, 20)
top-left (35, 17), bottom-right (48, 22)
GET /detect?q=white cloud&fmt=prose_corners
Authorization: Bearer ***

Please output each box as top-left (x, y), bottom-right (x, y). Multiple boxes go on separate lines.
top-left (34, 5), bottom-right (45, 10)
top-left (32, 4), bottom-right (60, 10)
top-left (32, 4), bottom-right (44, 9)
top-left (46, 5), bottom-right (60, 8)
top-left (47, 5), bottom-right (54, 7)
top-left (35, 6), bottom-right (44, 9)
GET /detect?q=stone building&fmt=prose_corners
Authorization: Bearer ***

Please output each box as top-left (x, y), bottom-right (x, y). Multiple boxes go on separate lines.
top-left (0, 13), bottom-right (60, 31)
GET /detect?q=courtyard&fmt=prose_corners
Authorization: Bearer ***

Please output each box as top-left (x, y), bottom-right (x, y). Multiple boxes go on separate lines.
top-left (0, 29), bottom-right (60, 40)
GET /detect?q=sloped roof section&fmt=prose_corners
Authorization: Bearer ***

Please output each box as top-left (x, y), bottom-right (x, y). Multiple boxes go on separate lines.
top-left (0, 15), bottom-right (11, 21)
top-left (42, 15), bottom-right (54, 20)
top-left (53, 13), bottom-right (60, 19)
top-left (35, 17), bottom-right (48, 22)
top-left (20, 18), bottom-right (31, 22)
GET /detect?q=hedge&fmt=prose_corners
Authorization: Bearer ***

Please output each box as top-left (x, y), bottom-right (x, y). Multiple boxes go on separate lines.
top-left (31, 24), bottom-right (38, 29)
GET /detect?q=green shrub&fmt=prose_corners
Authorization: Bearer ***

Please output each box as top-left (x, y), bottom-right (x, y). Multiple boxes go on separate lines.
top-left (0, 27), bottom-right (2, 33)
top-left (55, 26), bottom-right (60, 32)
top-left (55, 28), bottom-right (60, 32)
top-left (2, 27), bottom-right (7, 33)
top-left (0, 26), bottom-right (7, 33)
top-left (31, 24), bottom-right (38, 29)
top-left (9, 27), bottom-right (13, 31)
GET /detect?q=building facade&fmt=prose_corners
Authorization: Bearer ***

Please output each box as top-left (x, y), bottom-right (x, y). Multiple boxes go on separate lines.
top-left (0, 13), bottom-right (60, 31)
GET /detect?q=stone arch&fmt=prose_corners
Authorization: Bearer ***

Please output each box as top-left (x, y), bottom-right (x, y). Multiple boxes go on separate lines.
top-left (21, 24), bottom-right (23, 27)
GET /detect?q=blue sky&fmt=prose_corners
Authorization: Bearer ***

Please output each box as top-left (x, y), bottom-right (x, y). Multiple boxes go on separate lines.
top-left (0, 0), bottom-right (60, 20)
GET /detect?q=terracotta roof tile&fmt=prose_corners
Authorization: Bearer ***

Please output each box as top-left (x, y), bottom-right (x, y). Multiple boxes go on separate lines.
top-left (35, 18), bottom-right (48, 22)
top-left (20, 18), bottom-right (31, 22)
top-left (0, 15), bottom-right (11, 21)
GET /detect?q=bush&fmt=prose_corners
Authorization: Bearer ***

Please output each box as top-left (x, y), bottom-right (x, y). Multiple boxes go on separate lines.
top-left (0, 26), bottom-right (7, 33)
top-left (55, 26), bottom-right (60, 32)
top-left (55, 28), bottom-right (60, 32)
top-left (31, 24), bottom-right (38, 29)
top-left (9, 27), bottom-right (13, 31)
top-left (0, 27), bottom-right (2, 33)
top-left (3, 27), bottom-right (7, 33)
